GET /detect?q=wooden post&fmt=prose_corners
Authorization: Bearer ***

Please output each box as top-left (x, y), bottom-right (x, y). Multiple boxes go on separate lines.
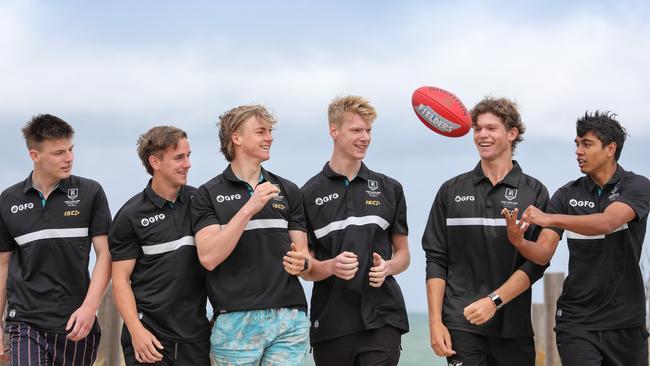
top-left (544, 273), bottom-right (565, 366)
top-left (532, 303), bottom-right (545, 366)
top-left (94, 282), bottom-right (125, 366)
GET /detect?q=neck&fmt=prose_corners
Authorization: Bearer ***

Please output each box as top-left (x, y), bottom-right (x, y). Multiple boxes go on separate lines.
top-left (480, 158), bottom-right (514, 186)
top-left (230, 160), bottom-right (262, 187)
top-left (31, 168), bottom-right (61, 198)
top-left (151, 177), bottom-right (181, 202)
top-left (589, 161), bottom-right (618, 187)
top-left (329, 153), bottom-right (362, 181)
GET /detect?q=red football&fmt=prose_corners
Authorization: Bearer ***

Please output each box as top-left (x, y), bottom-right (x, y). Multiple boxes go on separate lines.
top-left (411, 86), bottom-right (471, 137)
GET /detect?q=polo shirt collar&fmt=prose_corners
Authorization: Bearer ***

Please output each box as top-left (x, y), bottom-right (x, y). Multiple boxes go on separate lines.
top-left (472, 160), bottom-right (522, 188)
top-left (22, 171), bottom-right (71, 194)
top-left (584, 164), bottom-right (625, 192)
top-left (144, 180), bottom-right (188, 209)
top-left (322, 162), bottom-right (370, 181)
top-left (223, 164), bottom-right (268, 184)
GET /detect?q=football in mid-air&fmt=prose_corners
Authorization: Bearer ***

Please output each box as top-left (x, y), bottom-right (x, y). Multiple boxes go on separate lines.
top-left (411, 86), bottom-right (471, 137)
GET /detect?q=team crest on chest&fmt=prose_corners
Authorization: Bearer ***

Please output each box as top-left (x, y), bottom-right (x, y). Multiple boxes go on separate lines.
top-left (67, 188), bottom-right (78, 200)
top-left (366, 180), bottom-right (381, 198)
top-left (272, 184), bottom-right (284, 201)
top-left (504, 188), bottom-right (517, 201)
top-left (65, 188), bottom-right (81, 207)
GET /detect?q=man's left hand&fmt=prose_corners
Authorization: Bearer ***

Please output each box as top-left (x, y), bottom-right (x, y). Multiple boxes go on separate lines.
top-left (369, 252), bottom-right (390, 288)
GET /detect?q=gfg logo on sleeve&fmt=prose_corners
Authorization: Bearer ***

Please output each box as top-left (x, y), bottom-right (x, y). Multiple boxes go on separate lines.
top-left (10, 202), bottom-right (35, 214)
top-left (315, 193), bottom-right (339, 206)
top-left (569, 199), bottom-right (595, 208)
top-left (141, 213), bottom-right (166, 227)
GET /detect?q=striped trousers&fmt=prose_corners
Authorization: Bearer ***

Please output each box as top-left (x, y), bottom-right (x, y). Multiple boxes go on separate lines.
top-left (6, 322), bottom-right (100, 366)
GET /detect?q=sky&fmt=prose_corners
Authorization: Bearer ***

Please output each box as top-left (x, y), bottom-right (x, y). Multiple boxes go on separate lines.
top-left (1, 0), bottom-right (649, 314)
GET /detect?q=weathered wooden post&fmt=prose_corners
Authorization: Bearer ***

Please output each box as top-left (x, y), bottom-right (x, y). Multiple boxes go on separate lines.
top-left (532, 303), bottom-right (546, 366)
top-left (94, 282), bottom-right (125, 366)
top-left (544, 273), bottom-right (564, 366)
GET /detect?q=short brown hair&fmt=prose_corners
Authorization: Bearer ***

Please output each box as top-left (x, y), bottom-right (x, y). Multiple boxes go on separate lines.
top-left (470, 97), bottom-right (526, 152)
top-left (22, 114), bottom-right (74, 150)
top-left (137, 126), bottom-right (188, 176)
top-left (328, 95), bottom-right (377, 127)
top-left (218, 105), bottom-right (276, 162)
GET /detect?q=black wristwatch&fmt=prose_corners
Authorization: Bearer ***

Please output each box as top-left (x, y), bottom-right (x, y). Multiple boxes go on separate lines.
top-left (488, 292), bottom-right (504, 310)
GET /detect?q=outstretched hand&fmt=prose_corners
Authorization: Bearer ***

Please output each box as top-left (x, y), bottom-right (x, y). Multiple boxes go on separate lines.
top-left (502, 207), bottom-right (528, 247)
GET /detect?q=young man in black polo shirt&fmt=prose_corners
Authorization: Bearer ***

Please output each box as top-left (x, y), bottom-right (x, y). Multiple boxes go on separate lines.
top-left (299, 95), bottom-right (410, 366)
top-left (423, 97), bottom-right (549, 366)
top-left (503, 111), bottom-right (650, 366)
top-left (192, 105), bottom-right (310, 365)
top-left (109, 126), bottom-right (211, 365)
top-left (0, 114), bottom-right (112, 365)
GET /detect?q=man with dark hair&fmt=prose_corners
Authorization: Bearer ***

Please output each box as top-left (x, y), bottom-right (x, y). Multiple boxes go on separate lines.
top-left (109, 126), bottom-right (211, 365)
top-left (423, 97), bottom-right (548, 365)
top-left (0, 114), bottom-right (112, 365)
top-left (192, 105), bottom-right (310, 365)
top-left (504, 111), bottom-right (650, 365)
top-left (300, 95), bottom-right (411, 366)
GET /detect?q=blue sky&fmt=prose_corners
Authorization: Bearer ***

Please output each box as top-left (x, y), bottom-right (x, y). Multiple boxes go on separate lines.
top-left (1, 0), bottom-right (649, 313)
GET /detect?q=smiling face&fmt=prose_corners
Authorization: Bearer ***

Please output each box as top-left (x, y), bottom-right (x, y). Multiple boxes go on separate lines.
top-left (150, 137), bottom-right (191, 188)
top-left (30, 138), bottom-right (74, 181)
top-left (473, 112), bottom-right (518, 162)
top-left (330, 112), bottom-right (372, 161)
top-left (575, 131), bottom-right (616, 175)
top-left (232, 115), bottom-right (274, 163)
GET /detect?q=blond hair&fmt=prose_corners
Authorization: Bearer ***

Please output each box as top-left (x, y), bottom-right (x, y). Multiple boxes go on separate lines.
top-left (328, 95), bottom-right (377, 127)
top-left (218, 105), bottom-right (277, 162)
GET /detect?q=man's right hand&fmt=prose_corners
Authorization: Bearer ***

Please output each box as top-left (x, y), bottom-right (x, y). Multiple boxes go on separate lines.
top-left (502, 207), bottom-right (528, 247)
top-left (430, 320), bottom-right (456, 357)
top-left (330, 251), bottom-right (359, 280)
top-left (131, 326), bottom-right (164, 363)
top-left (243, 182), bottom-right (280, 215)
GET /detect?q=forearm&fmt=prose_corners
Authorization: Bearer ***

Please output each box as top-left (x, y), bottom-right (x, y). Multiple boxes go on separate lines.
top-left (492, 269), bottom-right (531, 304)
top-left (387, 247), bottom-right (410, 276)
top-left (426, 278), bottom-right (446, 323)
top-left (83, 244), bottom-right (111, 310)
top-left (549, 213), bottom-right (621, 236)
top-left (301, 258), bottom-right (334, 281)
top-left (197, 206), bottom-right (255, 270)
top-left (512, 239), bottom-right (554, 266)
top-left (0, 253), bottom-right (9, 318)
top-left (112, 277), bottom-right (144, 333)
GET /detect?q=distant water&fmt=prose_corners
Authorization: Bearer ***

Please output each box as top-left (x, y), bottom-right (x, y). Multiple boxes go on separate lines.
top-left (305, 313), bottom-right (447, 366)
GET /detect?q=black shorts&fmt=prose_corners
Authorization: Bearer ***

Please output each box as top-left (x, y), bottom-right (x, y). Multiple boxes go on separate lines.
top-left (556, 326), bottom-right (649, 366)
top-left (446, 329), bottom-right (535, 366)
top-left (121, 328), bottom-right (211, 366)
top-left (312, 326), bottom-right (402, 366)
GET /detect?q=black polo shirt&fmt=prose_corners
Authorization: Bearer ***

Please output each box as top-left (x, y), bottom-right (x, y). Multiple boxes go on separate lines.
top-left (547, 165), bottom-right (650, 331)
top-left (0, 173), bottom-right (111, 333)
top-left (422, 161), bottom-right (549, 338)
top-left (301, 162), bottom-right (409, 344)
top-left (109, 183), bottom-right (210, 342)
top-left (191, 165), bottom-right (307, 314)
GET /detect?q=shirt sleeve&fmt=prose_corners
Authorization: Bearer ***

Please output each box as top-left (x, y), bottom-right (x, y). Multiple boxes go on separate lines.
top-left (300, 185), bottom-right (319, 252)
top-left (0, 197), bottom-right (17, 252)
top-left (517, 183), bottom-right (551, 284)
top-left (108, 207), bottom-right (140, 261)
top-left (389, 181), bottom-right (408, 236)
top-left (284, 181), bottom-right (306, 232)
top-left (89, 184), bottom-right (112, 237)
top-left (546, 186), bottom-right (567, 238)
top-left (191, 185), bottom-right (220, 234)
top-left (422, 182), bottom-right (449, 280)
top-left (614, 174), bottom-right (650, 221)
